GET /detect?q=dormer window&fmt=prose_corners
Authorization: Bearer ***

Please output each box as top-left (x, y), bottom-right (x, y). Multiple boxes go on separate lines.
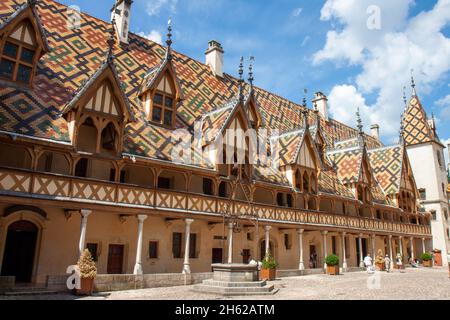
top-left (140, 68), bottom-right (182, 128)
top-left (0, 21), bottom-right (37, 84)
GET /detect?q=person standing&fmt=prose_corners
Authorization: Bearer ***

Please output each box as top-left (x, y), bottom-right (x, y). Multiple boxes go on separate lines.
top-left (364, 254), bottom-right (373, 273)
top-left (384, 254), bottom-right (391, 273)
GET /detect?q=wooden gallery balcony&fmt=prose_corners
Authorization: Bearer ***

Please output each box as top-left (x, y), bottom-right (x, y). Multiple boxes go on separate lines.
top-left (0, 167), bottom-right (431, 237)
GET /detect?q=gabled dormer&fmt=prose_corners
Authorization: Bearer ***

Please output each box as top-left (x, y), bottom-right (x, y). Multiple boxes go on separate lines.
top-left (0, 0), bottom-right (50, 86)
top-left (61, 52), bottom-right (134, 157)
top-left (244, 93), bottom-right (263, 130)
top-left (139, 22), bottom-right (183, 128)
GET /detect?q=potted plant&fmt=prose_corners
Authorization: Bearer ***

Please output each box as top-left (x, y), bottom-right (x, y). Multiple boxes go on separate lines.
top-left (325, 254), bottom-right (340, 275)
top-left (75, 249), bottom-right (97, 295)
top-left (375, 249), bottom-right (385, 271)
top-left (260, 253), bottom-right (277, 281)
top-left (422, 252), bottom-right (433, 267)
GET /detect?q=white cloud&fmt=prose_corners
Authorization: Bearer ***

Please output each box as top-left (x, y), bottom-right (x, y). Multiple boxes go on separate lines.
top-left (300, 35), bottom-right (310, 47)
top-left (292, 8), bottom-right (303, 17)
top-left (437, 94), bottom-right (450, 119)
top-left (138, 30), bottom-right (163, 44)
top-left (146, 0), bottom-right (178, 16)
top-left (441, 137), bottom-right (450, 166)
top-left (313, 0), bottom-right (450, 140)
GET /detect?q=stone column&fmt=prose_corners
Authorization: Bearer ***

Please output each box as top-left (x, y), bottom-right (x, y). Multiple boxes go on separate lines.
top-left (227, 222), bottom-right (234, 264)
top-left (341, 232), bottom-right (348, 271)
top-left (422, 237), bottom-right (426, 254)
top-left (371, 234), bottom-right (376, 260)
top-left (388, 235), bottom-right (394, 270)
top-left (297, 229), bottom-right (305, 270)
top-left (78, 209), bottom-right (92, 256)
top-left (182, 218), bottom-right (194, 274)
top-left (322, 231), bottom-right (328, 269)
top-left (358, 234), bottom-right (364, 268)
top-left (410, 237), bottom-right (415, 260)
top-left (399, 236), bottom-right (404, 263)
top-left (133, 215), bottom-right (148, 275)
top-left (264, 226), bottom-right (272, 255)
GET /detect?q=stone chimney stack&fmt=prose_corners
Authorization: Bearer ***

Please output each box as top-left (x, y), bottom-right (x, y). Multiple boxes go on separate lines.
top-left (111, 0), bottom-right (133, 45)
top-left (312, 92), bottom-right (329, 121)
top-left (205, 40), bottom-right (224, 77)
top-left (370, 124), bottom-right (380, 140)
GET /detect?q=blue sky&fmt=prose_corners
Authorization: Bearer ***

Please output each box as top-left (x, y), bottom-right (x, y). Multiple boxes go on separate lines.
top-left (59, 0), bottom-right (450, 150)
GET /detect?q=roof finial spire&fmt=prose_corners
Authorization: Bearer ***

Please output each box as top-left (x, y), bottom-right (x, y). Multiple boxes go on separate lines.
top-left (107, 18), bottom-right (117, 62)
top-left (302, 88), bottom-right (307, 107)
top-left (238, 56), bottom-right (244, 102)
top-left (248, 56), bottom-right (254, 90)
top-left (399, 113), bottom-right (405, 145)
top-left (302, 108), bottom-right (309, 129)
top-left (403, 86), bottom-right (407, 108)
top-left (410, 68), bottom-right (416, 96)
top-left (166, 18), bottom-right (173, 60)
top-left (356, 107), bottom-right (363, 134)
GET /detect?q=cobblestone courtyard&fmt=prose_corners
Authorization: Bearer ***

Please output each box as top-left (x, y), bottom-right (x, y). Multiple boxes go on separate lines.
top-left (2, 267), bottom-right (449, 300)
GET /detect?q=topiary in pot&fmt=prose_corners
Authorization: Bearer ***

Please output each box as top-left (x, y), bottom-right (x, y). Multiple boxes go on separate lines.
top-left (260, 253), bottom-right (277, 281)
top-left (325, 254), bottom-right (340, 275)
top-left (422, 252), bottom-right (433, 267)
top-left (75, 249), bottom-right (97, 295)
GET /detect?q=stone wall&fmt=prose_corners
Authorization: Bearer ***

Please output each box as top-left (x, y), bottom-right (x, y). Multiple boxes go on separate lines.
top-left (46, 273), bottom-right (214, 293)
top-left (0, 276), bottom-right (14, 292)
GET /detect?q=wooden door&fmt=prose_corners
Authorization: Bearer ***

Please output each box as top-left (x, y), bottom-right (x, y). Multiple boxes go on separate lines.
top-left (107, 244), bottom-right (124, 274)
top-left (242, 249), bottom-right (251, 264)
top-left (212, 248), bottom-right (223, 264)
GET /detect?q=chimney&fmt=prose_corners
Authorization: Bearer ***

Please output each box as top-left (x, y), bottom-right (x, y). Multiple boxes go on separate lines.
top-left (111, 0), bottom-right (132, 44)
top-left (370, 124), bottom-right (380, 139)
top-left (205, 40), bottom-right (224, 77)
top-left (312, 92), bottom-right (328, 121)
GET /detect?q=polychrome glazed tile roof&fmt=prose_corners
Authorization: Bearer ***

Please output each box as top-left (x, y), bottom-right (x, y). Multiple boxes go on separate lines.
top-left (368, 145), bottom-right (403, 195)
top-left (402, 95), bottom-right (436, 146)
top-left (327, 147), bottom-right (364, 185)
top-left (318, 170), bottom-right (354, 199)
top-left (0, 0), bottom-right (395, 202)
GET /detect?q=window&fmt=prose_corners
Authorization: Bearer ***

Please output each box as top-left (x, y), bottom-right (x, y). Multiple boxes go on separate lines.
top-left (86, 243), bottom-right (98, 262)
top-left (376, 210), bottom-right (382, 220)
top-left (419, 188), bottom-right (426, 200)
top-left (101, 123), bottom-right (117, 153)
top-left (172, 232), bottom-right (182, 258)
top-left (284, 234), bottom-right (291, 250)
top-left (247, 232), bottom-right (253, 241)
top-left (0, 26), bottom-right (37, 84)
top-left (332, 236), bottom-right (337, 255)
top-left (444, 209), bottom-right (448, 221)
top-left (149, 241), bottom-right (158, 259)
top-left (75, 158), bottom-right (89, 177)
top-left (158, 177), bottom-right (171, 189)
top-left (277, 193), bottom-right (284, 206)
top-left (431, 210), bottom-right (437, 221)
top-left (218, 182), bottom-right (228, 198)
top-left (286, 194), bottom-right (293, 208)
top-left (189, 233), bottom-right (197, 259)
top-left (203, 178), bottom-right (214, 195)
top-left (149, 75), bottom-right (176, 127)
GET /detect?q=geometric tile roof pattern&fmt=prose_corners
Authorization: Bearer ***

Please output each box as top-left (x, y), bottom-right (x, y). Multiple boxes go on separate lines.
top-left (402, 95), bottom-right (436, 146)
top-left (327, 147), bottom-right (364, 185)
top-left (318, 170), bottom-right (355, 199)
top-left (368, 145), bottom-right (403, 195)
top-left (0, 0), bottom-right (392, 201)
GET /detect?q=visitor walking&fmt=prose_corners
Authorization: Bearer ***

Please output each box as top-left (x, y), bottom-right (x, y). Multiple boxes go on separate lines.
top-left (364, 254), bottom-right (374, 273)
top-left (384, 254), bottom-right (391, 272)
top-left (396, 253), bottom-right (404, 273)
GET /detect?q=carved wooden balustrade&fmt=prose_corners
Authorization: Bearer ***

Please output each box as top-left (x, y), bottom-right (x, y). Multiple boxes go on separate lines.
top-left (0, 167), bottom-right (431, 236)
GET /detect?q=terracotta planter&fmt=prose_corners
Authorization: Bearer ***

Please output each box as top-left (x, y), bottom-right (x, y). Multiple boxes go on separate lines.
top-left (423, 260), bottom-right (432, 268)
top-left (260, 268), bottom-right (276, 281)
top-left (327, 265), bottom-right (339, 275)
top-left (375, 262), bottom-right (385, 271)
top-left (75, 277), bottom-right (95, 296)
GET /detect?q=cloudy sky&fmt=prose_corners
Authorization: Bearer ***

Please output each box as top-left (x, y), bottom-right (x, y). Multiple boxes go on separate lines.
top-left (60, 0), bottom-right (450, 149)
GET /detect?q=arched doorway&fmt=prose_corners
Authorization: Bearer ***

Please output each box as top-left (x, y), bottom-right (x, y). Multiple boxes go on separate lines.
top-left (1, 220), bottom-right (38, 283)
